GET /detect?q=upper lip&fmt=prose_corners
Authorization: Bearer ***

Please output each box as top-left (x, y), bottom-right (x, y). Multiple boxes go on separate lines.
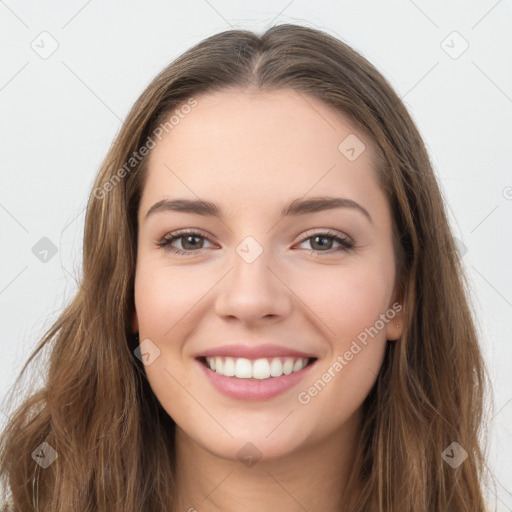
top-left (197, 344), bottom-right (317, 360)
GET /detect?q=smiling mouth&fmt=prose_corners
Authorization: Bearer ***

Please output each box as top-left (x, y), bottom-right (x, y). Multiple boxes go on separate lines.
top-left (197, 356), bottom-right (317, 380)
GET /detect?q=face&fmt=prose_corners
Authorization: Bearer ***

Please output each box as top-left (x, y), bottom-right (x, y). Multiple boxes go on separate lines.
top-left (133, 88), bottom-right (403, 462)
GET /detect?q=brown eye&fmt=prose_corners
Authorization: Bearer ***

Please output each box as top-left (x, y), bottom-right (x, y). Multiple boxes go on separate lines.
top-left (156, 231), bottom-right (215, 255)
top-left (296, 230), bottom-right (354, 254)
top-left (309, 234), bottom-right (335, 251)
top-left (179, 234), bottom-right (205, 251)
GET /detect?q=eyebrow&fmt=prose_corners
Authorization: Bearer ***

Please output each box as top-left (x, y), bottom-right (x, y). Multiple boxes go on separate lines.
top-left (145, 196), bottom-right (373, 224)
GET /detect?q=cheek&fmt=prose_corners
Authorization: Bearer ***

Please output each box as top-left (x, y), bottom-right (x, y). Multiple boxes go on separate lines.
top-left (299, 259), bottom-right (395, 343)
top-left (133, 261), bottom-right (214, 396)
top-left (134, 262), bottom-right (205, 336)
top-left (295, 265), bottom-right (392, 423)
top-left (133, 264), bottom-right (200, 415)
top-left (295, 255), bottom-right (395, 403)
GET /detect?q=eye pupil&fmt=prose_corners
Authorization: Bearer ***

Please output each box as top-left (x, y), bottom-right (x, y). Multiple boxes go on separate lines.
top-left (311, 235), bottom-right (332, 250)
top-left (182, 235), bottom-right (202, 250)
top-left (160, 231), bottom-right (351, 255)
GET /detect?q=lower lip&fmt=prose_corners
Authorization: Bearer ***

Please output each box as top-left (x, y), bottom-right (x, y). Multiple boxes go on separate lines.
top-left (196, 358), bottom-right (317, 401)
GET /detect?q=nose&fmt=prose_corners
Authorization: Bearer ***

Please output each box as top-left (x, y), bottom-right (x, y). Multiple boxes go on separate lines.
top-left (214, 247), bottom-right (293, 326)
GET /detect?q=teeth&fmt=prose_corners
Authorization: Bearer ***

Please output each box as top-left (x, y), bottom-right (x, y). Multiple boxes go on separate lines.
top-left (235, 358), bottom-right (252, 378)
top-left (252, 359), bottom-right (270, 379)
top-left (223, 357), bottom-right (235, 377)
top-left (270, 358), bottom-right (283, 377)
top-left (292, 358), bottom-right (304, 372)
top-left (205, 356), bottom-right (311, 379)
top-left (282, 359), bottom-right (294, 375)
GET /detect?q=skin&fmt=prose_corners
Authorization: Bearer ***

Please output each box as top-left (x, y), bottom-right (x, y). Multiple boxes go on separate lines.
top-left (132, 88), bottom-right (404, 512)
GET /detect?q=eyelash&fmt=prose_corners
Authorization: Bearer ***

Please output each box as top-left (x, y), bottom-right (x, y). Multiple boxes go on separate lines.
top-left (155, 229), bottom-right (354, 256)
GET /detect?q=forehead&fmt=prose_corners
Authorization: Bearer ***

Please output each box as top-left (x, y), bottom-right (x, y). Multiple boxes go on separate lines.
top-left (140, 88), bottom-right (384, 218)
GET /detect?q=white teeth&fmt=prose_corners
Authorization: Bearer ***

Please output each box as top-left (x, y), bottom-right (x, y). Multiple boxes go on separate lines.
top-left (282, 359), bottom-right (294, 375)
top-left (223, 357), bottom-right (235, 377)
top-left (252, 359), bottom-right (271, 379)
top-left (205, 356), bottom-right (311, 379)
top-left (235, 358), bottom-right (252, 378)
top-left (292, 358), bottom-right (304, 372)
top-left (270, 358), bottom-right (282, 377)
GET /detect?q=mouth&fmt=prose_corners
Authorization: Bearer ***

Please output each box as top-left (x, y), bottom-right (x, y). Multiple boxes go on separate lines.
top-left (197, 355), bottom-right (318, 380)
top-left (195, 354), bottom-right (318, 400)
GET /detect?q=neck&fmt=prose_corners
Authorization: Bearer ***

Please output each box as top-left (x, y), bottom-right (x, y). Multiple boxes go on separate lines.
top-left (172, 410), bottom-right (363, 512)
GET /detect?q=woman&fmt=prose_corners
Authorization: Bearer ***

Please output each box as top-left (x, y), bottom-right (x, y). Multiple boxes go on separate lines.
top-left (0, 23), bottom-right (488, 511)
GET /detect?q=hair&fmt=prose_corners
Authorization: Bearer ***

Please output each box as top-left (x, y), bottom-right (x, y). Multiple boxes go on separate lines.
top-left (0, 23), bottom-right (489, 511)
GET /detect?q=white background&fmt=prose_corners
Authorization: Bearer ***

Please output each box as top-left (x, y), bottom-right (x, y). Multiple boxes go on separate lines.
top-left (1, 1), bottom-right (511, 509)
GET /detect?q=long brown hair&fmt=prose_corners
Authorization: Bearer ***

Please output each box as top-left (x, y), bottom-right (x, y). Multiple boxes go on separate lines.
top-left (0, 23), bottom-right (489, 511)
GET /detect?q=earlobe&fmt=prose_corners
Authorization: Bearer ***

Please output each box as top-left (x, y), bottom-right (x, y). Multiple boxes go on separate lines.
top-left (386, 282), bottom-right (405, 340)
top-left (386, 321), bottom-right (403, 341)
top-left (132, 310), bottom-right (139, 334)
top-left (385, 301), bottom-right (404, 341)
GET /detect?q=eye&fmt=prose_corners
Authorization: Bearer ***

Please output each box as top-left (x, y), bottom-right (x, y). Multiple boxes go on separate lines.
top-left (295, 229), bottom-right (354, 254)
top-left (156, 230), bottom-right (215, 255)
top-left (155, 228), bottom-right (354, 256)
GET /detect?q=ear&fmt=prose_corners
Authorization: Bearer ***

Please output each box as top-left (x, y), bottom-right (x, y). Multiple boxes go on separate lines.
top-left (385, 284), bottom-right (405, 341)
top-left (132, 309), bottom-right (139, 334)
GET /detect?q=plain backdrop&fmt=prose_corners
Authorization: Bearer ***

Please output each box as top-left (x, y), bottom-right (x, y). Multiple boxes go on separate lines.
top-left (1, 1), bottom-right (511, 509)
